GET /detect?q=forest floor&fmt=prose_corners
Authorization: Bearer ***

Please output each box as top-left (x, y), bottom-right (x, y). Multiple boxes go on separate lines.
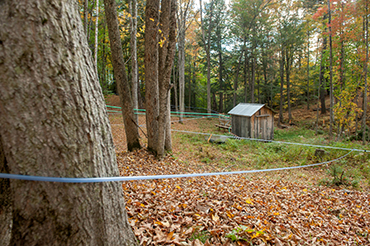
top-left (106, 95), bottom-right (370, 245)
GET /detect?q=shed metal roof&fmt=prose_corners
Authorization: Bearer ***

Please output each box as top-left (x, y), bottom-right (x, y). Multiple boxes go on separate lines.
top-left (228, 103), bottom-right (265, 117)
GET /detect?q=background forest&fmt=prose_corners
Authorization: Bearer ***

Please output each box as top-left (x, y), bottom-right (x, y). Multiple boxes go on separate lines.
top-left (79, 0), bottom-right (369, 142)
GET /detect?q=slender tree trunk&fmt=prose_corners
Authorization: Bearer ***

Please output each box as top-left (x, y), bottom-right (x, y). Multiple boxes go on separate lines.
top-left (130, 0), bottom-right (138, 123)
top-left (84, 0), bottom-right (89, 36)
top-left (363, 0), bottom-right (369, 144)
top-left (189, 57), bottom-right (192, 109)
top-left (0, 1), bottom-right (137, 244)
top-left (328, 0), bottom-right (334, 140)
top-left (244, 40), bottom-right (248, 102)
top-left (104, 0), bottom-right (141, 151)
top-left (200, 0), bottom-right (214, 114)
top-left (173, 64), bottom-right (179, 112)
top-left (307, 30), bottom-right (310, 110)
top-left (233, 49), bottom-right (244, 106)
top-left (94, 0), bottom-right (99, 75)
top-left (251, 49), bottom-right (256, 103)
top-left (192, 59), bottom-right (196, 107)
top-left (278, 48), bottom-right (285, 128)
top-left (286, 49), bottom-right (292, 122)
top-left (320, 36), bottom-right (327, 114)
top-left (218, 29), bottom-right (223, 112)
top-left (206, 43), bottom-right (212, 113)
top-left (263, 50), bottom-right (268, 105)
top-left (101, 20), bottom-right (107, 91)
top-left (178, 28), bottom-right (185, 123)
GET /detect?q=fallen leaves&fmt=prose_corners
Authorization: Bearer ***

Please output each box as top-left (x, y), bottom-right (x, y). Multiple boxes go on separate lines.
top-left (118, 149), bottom-right (370, 245)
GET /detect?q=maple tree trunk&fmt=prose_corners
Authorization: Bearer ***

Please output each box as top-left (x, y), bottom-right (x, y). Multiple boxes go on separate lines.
top-left (157, 0), bottom-right (177, 157)
top-left (0, 0), bottom-right (137, 244)
top-left (0, 136), bottom-right (11, 245)
top-left (144, 0), bottom-right (160, 153)
top-left (104, 0), bottom-right (141, 151)
top-left (130, 0), bottom-right (139, 123)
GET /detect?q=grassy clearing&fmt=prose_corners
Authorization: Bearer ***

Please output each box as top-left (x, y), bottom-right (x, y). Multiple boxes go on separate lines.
top-left (171, 118), bottom-right (370, 191)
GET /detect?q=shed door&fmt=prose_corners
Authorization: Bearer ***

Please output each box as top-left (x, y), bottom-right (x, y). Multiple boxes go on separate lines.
top-left (256, 115), bottom-right (269, 139)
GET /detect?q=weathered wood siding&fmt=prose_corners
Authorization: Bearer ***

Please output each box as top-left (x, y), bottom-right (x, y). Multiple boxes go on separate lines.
top-left (231, 106), bottom-right (274, 140)
top-left (231, 115), bottom-right (251, 138)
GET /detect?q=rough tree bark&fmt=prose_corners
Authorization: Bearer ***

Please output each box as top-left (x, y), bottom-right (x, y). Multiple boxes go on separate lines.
top-left (144, 0), bottom-right (176, 157)
top-left (104, 0), bottom-right (141, 151)
top-left (158, 0), bottom-right (177, 156)
top-left (0, 0), bottom-right (137, 245)
top-left (145, 0), bottom-right (160, 153)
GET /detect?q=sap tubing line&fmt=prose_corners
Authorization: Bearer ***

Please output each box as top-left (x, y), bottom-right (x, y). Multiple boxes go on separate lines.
top-left (0, 150), bottom-right (353, 183)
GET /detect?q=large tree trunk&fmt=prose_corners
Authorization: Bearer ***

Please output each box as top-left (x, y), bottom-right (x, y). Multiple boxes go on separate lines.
top-left (0, 136), bottom-right (11, 245)
top-left (157, 0), bottom-right (177, 157)
top-left (144, 0), bottom-right (160, 152)
top-left (130, 0), bottom-right (139, 123)
top-left (0, 0), bottom-right (137, 245)
top-left (104, 0), bottom-right (141, 151)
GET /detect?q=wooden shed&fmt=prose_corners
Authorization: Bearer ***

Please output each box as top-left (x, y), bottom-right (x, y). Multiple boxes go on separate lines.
top-left (228, 103), bottom-right (274, 140)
